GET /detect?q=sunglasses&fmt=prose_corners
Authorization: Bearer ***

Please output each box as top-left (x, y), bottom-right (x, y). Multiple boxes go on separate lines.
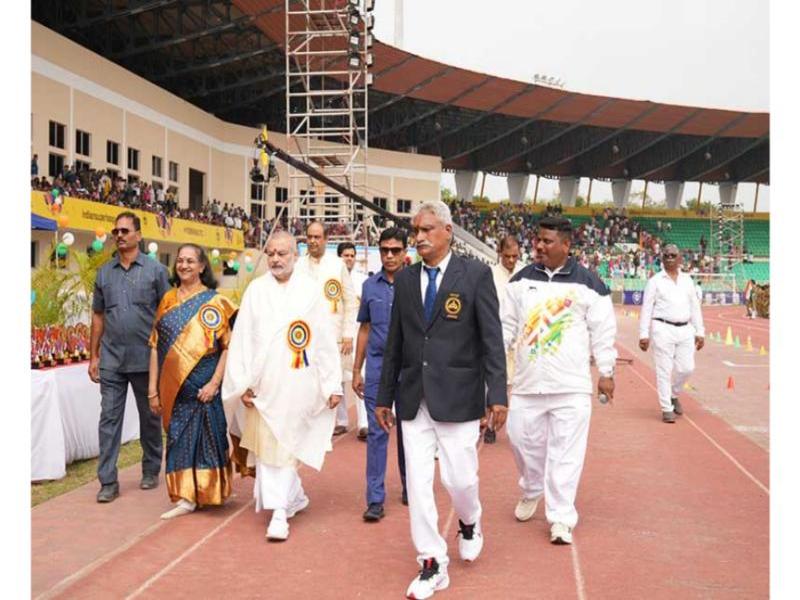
top-left (379, 247), bottom-right (404, 255)
top-left (111, 227), bottom-right (134, 236)
top-left (662, 253), bottom-right (679, 258)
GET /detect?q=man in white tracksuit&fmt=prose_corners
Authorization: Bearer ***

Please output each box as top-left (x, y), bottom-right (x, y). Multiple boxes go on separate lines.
top-left (501, 216), bottom-right (616, 545)
top-left (639, 244), bottom-right (705, 423)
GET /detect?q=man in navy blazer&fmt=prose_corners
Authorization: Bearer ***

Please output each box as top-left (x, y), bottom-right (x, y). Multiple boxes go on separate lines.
top-left (376, 199), bottom-right (507, 600)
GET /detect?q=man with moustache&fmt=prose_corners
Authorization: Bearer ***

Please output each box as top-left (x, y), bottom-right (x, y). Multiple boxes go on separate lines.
top-left (639, 244), bottom-right (705, 423)
top-left (89, 211), bottom-right (171, 502)
top-left (353, 228), bottom-right (410, 522)
top-left (377, 201), bottom-right (507, 599)
top-left (296, 222), bottom-right (357, 436)
top-left (223, 231), bottom-right (343, 541)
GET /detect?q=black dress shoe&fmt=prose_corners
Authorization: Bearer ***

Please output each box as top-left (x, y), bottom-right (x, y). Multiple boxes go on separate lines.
top-left (483, 428), bottom-right (496, 444)
top-left (363, 503), bottom-right (385, 521)
top-left (672, 397), bottom-right (683, 415)
top-left (97, 483), bottom-right (119, 503)
top-left (401, 489), bottom-right (408, 506)
top-left (140, 474), bottom-right (159, 490)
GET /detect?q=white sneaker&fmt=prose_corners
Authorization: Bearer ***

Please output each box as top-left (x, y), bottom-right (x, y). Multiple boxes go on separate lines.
top-left (287, 494), bottom-right (309, 519)
top-left (406, 558), bottom-right (449, 599)
top-left (456, 520), bottom-right (483, 562)
top-left (266, 513), bottom-right (289, 541)
top-left (550, 522), bottom-right (573, 545)
top-left (514, 495), bottom-right (541, 522)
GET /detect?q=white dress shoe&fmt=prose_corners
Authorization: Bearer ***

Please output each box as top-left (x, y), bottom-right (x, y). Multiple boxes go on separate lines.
top-left (160, 499), bottom-right (196, 520)
top-left (287, 494), bottom-right (309, 519)
top-left (267, 511), bottom-right (290, 541)
top-left (514, 495), bottom-right (541, 522)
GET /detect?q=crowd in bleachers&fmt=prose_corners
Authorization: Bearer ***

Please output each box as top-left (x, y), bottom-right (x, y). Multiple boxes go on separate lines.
top-left (448, 199), bottom-right (762, 280)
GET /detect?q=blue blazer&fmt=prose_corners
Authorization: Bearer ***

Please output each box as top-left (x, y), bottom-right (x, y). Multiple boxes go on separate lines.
top-left (377, 253), bottom-right (508, 422)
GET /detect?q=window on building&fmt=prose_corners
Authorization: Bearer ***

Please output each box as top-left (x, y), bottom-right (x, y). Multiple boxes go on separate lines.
top-left (128, 147), bottom-right (140, 171)
top-left (49, 121), bottom-right (65, 149)
top-left (169, 161), bottom-right (179, 182)
top-left (275, 186), bottom-right (288, 204)
top-left (48, 153), bottom-right (64, 178)
top-left (106, 140), bottom-right (119, 165)
top-left (251, 183), bottom-right (266, 221)
top-left (251, 183), bottom-right (265, 201)
top-left (250, 202), bottom-right (266, 221)
top-left (75, 129), bottom-right (90, 156)
top-left (75, 159), bottom-right (91, 173)
top-left (152, 155), bottom-right (162, 179)
top-left (106, 168), bottom-right (119, 180)
top-left (373, 196), bottom-right (387, 210)
top-left (397, 199), bottom-right (413, 214)
top-left (127, 174), bottom-right (140, 184)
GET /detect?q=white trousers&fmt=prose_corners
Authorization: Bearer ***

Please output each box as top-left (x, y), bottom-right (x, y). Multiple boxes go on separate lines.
top-left (253, 462), bottom-right (306, 513)
top-left (651, 320), bottom-right (695, 412)
top-left (402, 401), bottom-right (482, 567)
top-left (337, 385), bottom-right (368, 429)
top-left (507, 392), bottom-right (591, 529)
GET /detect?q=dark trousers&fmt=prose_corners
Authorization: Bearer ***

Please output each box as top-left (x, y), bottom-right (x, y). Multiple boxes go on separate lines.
top-left (97, 370), bottom-right (163, 486)
top-left (364, 395), bottom-right (407, 505)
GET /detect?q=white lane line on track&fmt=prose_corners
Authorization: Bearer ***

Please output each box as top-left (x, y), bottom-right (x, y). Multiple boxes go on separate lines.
top-left (626, 363), bottom-right (770, 496)
top-left (571, 543), bottom-right (588, 600)
top-left (123, 428), bottom-right (355, 599)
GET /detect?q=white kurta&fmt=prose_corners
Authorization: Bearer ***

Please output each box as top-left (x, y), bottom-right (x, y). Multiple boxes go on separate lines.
top-left (222, 271), bottom-right (343, 472)
top-left (295, 253), bottom-right (358, 343)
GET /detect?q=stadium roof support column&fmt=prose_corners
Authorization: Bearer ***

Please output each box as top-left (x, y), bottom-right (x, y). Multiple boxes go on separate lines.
top-left (455, 170), bottom-right (479, 202)
top-left (718, 182), bottom-right (739, 207)
top-left (558, 177), bottom-right (580, 207)
top-left (612, 179), bottom-right (632, 208)
top-left (507, 174), bottom-right (529, 205)
top-left (664, 181), bottom-right (685, 210)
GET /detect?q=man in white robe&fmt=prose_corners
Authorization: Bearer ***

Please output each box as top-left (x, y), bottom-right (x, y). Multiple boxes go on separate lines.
top-left (223, 231), bottom-right (343, 541)
top-left (295, 222), bottom-right (357, 436)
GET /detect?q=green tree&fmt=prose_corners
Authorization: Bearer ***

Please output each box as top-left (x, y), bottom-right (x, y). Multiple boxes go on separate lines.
top-left (440, 187), bottom-right (456, 203)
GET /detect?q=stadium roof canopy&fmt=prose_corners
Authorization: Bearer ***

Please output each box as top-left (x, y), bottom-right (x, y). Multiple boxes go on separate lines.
top-left (32, 0), bottom-right (769, 184)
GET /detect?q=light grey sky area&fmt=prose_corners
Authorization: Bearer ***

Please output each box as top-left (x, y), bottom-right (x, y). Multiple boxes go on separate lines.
top-left (371, 0), bottom-right (770, 211)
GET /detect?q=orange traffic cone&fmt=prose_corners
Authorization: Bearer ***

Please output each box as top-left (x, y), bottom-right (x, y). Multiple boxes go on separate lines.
top-left (759, 345), bottom-right (767, 356)
top-left (726, 376), bottom-right (735, 391)
top-left (725, 326), bottom-right (733, 346)
top-left (746, 336), bottom-right (753, 352)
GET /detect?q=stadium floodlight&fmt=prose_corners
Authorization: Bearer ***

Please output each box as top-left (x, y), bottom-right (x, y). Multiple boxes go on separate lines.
top-left (365, 0), bottom-right (375, 10)
top-left (348, 0), bottom-right (360, 8)
top-left (348, 52), bottom-right (361, 69)
top-left (365, 52), bottom-right (374, 67)
top-left (366, 72), bottom-right (374, 85)
top-left (349, 34), bottom-right (360, 49)
top-left (623, 168), bottom-right (630, 177)
top-left (366, 33), bottom-right (374, 48)
top-left (704, 151), bottom-right (712, 160)
top-left (349, 9), bottom-right (360, 26)
top-left (365, 14), bottom-right (375, 29)
top-left (520, 135), bottom-right (528, 145)
top-left (612, 144), bottom-right (620, 154)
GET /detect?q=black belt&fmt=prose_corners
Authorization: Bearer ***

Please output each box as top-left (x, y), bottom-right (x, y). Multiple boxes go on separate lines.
top-left (654, 317), bottom-right (688, 327)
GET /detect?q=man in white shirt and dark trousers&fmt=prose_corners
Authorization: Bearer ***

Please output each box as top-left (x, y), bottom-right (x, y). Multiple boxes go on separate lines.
top-left (501, 216), bottom-right (617, 545)
top-left (377, 200), bottom-right (507, 599)
top-left (639, 244), bottom-right (705, 423)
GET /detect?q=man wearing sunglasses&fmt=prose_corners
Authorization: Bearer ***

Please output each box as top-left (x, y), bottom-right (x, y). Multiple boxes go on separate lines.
top-left (89, 211), bottom-right (171, 502)
top-left (352, 228), bottom-right (410, 522)
top-left (639, 244), bottom-right (705, 423)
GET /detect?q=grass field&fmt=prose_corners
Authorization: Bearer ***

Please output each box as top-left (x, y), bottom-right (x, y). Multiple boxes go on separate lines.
top-left (31, 439), bottom-right (144, 507)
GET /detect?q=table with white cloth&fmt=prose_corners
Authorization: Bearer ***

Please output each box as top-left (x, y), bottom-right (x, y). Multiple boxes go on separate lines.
top-left (31, 363), bottom-right (140, 481)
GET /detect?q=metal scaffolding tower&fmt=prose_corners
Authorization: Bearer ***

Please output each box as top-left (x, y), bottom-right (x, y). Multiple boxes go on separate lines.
top-left (284, 0), bottom-right (374, 241)
top-left (709, 190), bottom-right (745, 272)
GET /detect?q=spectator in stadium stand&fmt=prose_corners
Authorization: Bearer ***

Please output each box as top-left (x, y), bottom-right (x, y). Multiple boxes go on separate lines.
top-left (89, 211), bottom-right (171, 503)
top-left (486, 234), bottom-right (523, 445)
top-left (638, 244), bottom-right (705, 424)
top-left (31, 154), bottom-right (38, 176)
top-left (352, 227), bottom-right (410, 522)
top-left (376, 200), bottom-right (507, 599)
top-left (337, 241), bottom-right (369, 441)
top-left (500, 216), bottom-right (616, 546)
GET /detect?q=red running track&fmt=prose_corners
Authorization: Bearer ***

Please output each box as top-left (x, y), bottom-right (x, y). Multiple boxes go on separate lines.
top-left (33, 329), bottom-right (769, 599)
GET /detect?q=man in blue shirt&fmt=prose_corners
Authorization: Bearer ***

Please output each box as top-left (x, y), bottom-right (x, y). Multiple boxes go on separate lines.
top-left (352, 228), bottom-right (409, 522)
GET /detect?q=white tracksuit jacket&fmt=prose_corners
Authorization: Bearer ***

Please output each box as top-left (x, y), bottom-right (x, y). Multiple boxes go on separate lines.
top-left (501, 257), bottom-right (617, 395)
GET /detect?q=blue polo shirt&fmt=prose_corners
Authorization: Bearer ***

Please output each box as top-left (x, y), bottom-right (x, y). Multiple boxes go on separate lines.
top-left (357, 269), bottom-right (396, 399)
